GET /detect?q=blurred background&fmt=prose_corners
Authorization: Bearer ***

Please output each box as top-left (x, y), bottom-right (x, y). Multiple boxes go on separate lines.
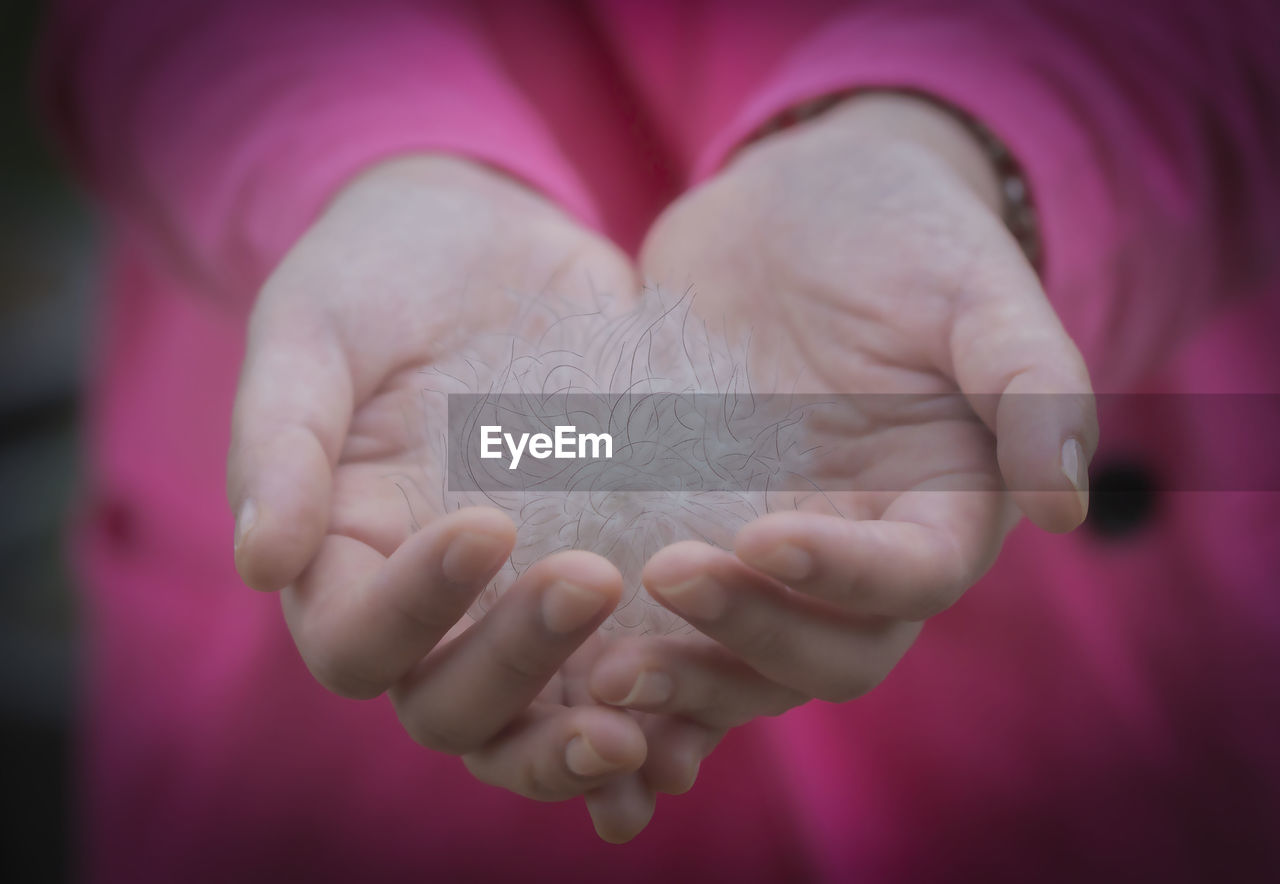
top-left (1, 1), bottom-right (92, 880)
top-left (0, 1), bottom-right (1273, 880)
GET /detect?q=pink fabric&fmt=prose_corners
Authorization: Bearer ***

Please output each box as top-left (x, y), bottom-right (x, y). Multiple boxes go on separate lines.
top-left (594, 0), bottom-right (1280, 389)
top-left (40, 1), bottom-right (1280, 880)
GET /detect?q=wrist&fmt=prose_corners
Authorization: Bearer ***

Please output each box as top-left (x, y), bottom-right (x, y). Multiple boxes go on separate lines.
top-left (324, 152), bottom-right (580, 242)
top-left (740, 91), bottom-right (1041, 266)
top-left (342, 153), bottom-right (535, 203)
top-left (817, 93), bottom-right (1003, 213)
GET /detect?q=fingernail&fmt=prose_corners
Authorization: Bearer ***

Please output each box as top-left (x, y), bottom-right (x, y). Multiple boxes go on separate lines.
top-left (616, 670), bottom-right (673, 707)
top-left (750, 543), bottom-right (812, 582)
top-left (1061, 438), bottom-right (1090, 519)
top-left (234, 499), bottom-right (257, 552)
top-left (441, 530), bottom-right (509, 584)
top-left (566, 734), bottom-right (617, 777)
top-left (542, 581), bottom-right (607, 634)
top-left (653, 576), bottom-right (727, 621)
top-left (678, 756), bottom-right (702, 793)
top-left (689, 758), bottom-right (702, 787)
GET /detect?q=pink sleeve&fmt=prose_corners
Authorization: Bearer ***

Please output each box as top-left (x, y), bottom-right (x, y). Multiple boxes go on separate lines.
top-left (39, 0), bottom-right (603, 300)
top-left (600, 0), bottom-right (1280, 389)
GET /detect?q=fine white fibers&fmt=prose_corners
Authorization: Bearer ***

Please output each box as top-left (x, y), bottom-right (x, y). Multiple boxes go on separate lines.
top-left (411, 286), bottom-right (822, 635)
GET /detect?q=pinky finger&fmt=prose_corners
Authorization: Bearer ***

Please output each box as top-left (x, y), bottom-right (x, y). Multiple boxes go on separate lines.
top-left (637, 713), bottom-right (726, 796)
top-left (584, 772), bottom-right (657, 844)
top-left (462, 704), bottom-right (646, 804)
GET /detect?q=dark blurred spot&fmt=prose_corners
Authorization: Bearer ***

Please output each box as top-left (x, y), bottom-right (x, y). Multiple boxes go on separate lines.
top-left (100, 499), bottom-right (135, 550)
top-left (0, 716), bottom-right (70, 883)
top-left (1086, 459), bottom-right (1160, 540)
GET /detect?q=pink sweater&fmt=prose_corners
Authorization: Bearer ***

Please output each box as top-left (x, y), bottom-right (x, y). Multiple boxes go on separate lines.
top-left (41, 1), bottom-right (1280, 880)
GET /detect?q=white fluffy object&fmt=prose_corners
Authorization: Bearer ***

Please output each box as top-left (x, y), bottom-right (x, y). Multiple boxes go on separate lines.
top-left (412, 286), bottom-right (820, 635)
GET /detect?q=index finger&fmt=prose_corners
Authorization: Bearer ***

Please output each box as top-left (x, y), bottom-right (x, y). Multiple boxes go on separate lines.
top-left (282, 506), bottom-right (515, 699)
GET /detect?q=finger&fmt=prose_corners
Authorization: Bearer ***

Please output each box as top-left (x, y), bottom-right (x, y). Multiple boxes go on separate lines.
top-left (636, 714), bottom-right (726, 796)
top-left (734, 487), bottom-right (1011, 621)
top-left (641, 542), bottom-right (921, 703)
top-left (947, 240), bottom-right (1099, 532)
top-left (282, 506), bottom-right (514, 699)
top-left (584, 771), bottom-right (657, 844)
top-left (462, 703), bottom-right (646, 803)
top-left (589, 636), bottom-right (807, 730)
top-left (578, 717), bottom-right (711, 842)
top-left (390, 551), bottom-right (621, 754)
top-left (227, 295), bottom-right (354, 591)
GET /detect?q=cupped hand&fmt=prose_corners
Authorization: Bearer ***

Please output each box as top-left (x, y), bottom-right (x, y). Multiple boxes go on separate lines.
top-left (226, 155), bottom-right (670, 840)
top-left (589, 93), bottom-right (1098, 768)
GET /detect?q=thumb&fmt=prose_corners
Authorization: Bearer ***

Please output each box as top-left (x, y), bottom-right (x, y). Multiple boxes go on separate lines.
top-left (227, 297), bottom-right (354, 590)
top-left (948, 249), bottom-right (1099, 533)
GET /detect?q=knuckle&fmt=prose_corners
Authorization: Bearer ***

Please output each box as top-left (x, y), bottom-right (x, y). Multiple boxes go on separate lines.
top-left (898, 551), bottom-right (973, 622)
top-left (460, 753), bottom-right (494, 786)
top-left (303, 644), bottom-right (385, 701)
top-left (810, 647), bottom-right (900, 704)
top-left (472, 746), bottom-right (568, 803)
top-left (808, 653), bottom-right (884, 704)
top-left (693, 679), bottom-right (738, 729)
top-left (812, 670), bottom-right (880, 704)
top-left (760, 686), bottom-right (810, 718)
top-left (463, 752), bottom-right (543, 799)
top-left (491, 648), bottom-right (546, 687)
top-left (387, 594), bottom-right (455, 640)
top-left (397, 708), bottom-right (477, 755)
top-left (734, 618), bottom-right (790, 665)
top-left (901, 585), bottom-right (959, 622)
top-left (480, 628), bottom-right (550, 688)
top-left (939, 558), bottom-right (974, 604)
top-left (520, 756), bottom-right (563, 801)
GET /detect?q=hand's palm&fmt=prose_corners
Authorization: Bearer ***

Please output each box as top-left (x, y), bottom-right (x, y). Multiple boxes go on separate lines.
top-left (582, 98), bottom-right (1097, 753)
top-left (642, 125), bottom-right (1023, 576)
top-left (230, 156), bottom-right (678, 841)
